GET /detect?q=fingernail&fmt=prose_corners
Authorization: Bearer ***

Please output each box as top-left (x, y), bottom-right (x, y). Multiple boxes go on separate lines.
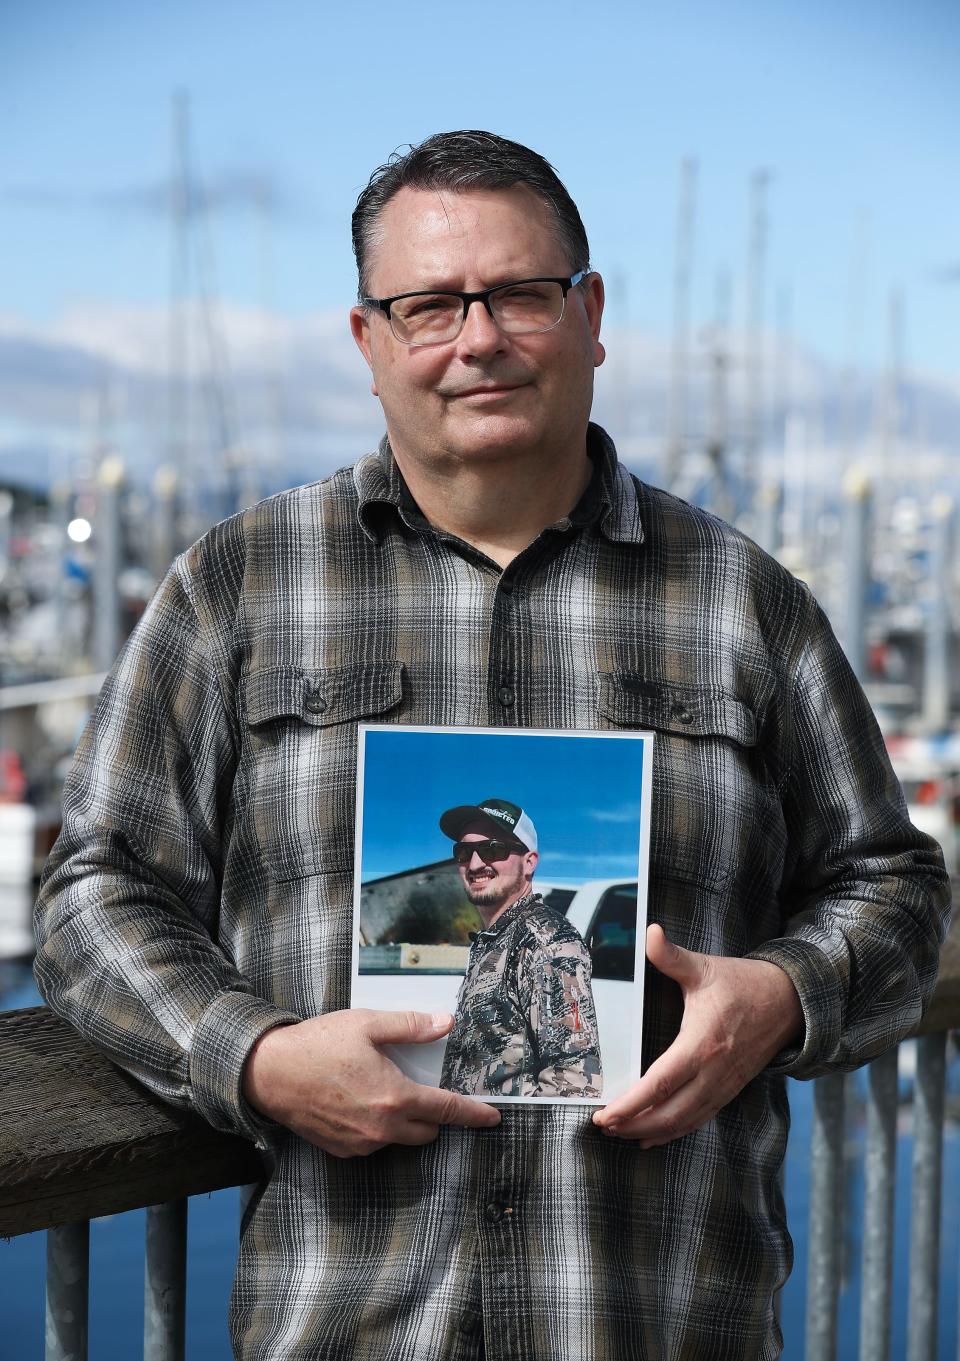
top-left (431, 1012), bottom-right (453, 1028)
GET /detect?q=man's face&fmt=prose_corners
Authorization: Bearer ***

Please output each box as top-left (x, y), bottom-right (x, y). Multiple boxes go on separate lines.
top-left (456, 826), bottom-right (538, 916)
top-left (350, 185), bottom-right (605, 476)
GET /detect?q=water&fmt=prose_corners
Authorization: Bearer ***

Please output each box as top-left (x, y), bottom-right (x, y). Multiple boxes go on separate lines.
top-left (3, 964), bottom-right (958, 1359)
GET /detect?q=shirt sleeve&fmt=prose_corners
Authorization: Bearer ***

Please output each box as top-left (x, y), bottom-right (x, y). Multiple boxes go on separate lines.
top-left (33, 558), bottom-right (300, 1148)
top-left (525, 935), bottom-right (604, 1097)
top-left (748, 595), bottom-right (951, 1080)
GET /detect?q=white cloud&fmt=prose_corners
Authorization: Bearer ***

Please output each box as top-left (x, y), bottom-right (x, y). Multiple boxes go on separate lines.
top-left (0, 299), bottom-right (958, 496)
top-left (586, 804), bottom-right (640, 824)
top-left (540, 850), bottom-right (639, 879)
top-left (0, 300), bottom-right (362, 379)
top-left (0, 300), bottom-right (385, 490)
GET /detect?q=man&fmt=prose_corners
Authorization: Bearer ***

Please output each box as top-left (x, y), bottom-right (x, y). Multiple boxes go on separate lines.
top-left (34, 130), bottom-right (949, 1360)
top-left (437, 797), bottom-right (602, 1098)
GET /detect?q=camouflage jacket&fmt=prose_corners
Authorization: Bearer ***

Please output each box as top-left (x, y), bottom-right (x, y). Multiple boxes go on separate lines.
top-left (439, 892), bottom-right (603, 1098)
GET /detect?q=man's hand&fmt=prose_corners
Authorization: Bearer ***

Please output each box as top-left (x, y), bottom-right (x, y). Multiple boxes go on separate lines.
top-left (592, 924), bottom-right (803, 1148)
top-left (243, 1009), bottom-right (501, 1158)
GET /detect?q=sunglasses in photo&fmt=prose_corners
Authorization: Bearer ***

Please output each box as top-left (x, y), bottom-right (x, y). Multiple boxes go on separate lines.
top-left (452, 838), bottom-right (528, 865)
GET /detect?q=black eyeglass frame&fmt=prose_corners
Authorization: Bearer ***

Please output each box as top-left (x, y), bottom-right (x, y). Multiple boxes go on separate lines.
top-left (361, 271), bottom-right (587, 345)
top-left (451, 838), bottom-right (529, 866)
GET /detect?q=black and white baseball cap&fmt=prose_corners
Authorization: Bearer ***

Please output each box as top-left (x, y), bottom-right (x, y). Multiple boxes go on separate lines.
top-left (439, 797), bottom-right (538, 852)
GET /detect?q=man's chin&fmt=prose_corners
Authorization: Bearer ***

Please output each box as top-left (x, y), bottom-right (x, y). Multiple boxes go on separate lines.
top-left (442, 412), bottom-right (540, 461)
top-left (466, 886), bottom-right (500, 905)
top-left (466, 882), bottom-right (505, 908)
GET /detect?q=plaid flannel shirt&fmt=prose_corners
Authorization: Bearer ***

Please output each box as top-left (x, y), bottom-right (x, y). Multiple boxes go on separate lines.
top-left (35, 425), bottom-right (950, 1361)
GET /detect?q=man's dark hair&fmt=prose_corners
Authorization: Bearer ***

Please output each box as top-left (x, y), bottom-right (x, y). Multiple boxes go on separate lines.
top-left (351, 129), bottom-right (591, 299)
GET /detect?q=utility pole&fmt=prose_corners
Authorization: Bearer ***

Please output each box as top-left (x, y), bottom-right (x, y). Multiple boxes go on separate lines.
top-left (922, 493), bottom-right (954, 733)
top-left (165, 90), bottom-right (243, 532)
top-left (754, 283), bottom-right (792, 556)
top-left (841, 466), bottom-right (872, 683)
top-left (167, 91), bottom-right (192, 528)
top-left (151, 466), bottom-right (179, 582)
top-left (878, 289), bottom-right (905, 493)
top-left (93, 458), bottom-right (125, 672)
top-left (705, 271), bottom-right (732, 522)
top-left (771, 284), bottom-right (792, 470)
top-left (666, 158), bottom-right (697, 490)
top-left (742, 169), bottom-right (772, 497)
top-left (257, 174), bottom-right (284, 497)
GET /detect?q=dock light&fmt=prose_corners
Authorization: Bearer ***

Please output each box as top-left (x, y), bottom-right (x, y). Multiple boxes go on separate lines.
top-left (67, 517), bottom-right (92, 543)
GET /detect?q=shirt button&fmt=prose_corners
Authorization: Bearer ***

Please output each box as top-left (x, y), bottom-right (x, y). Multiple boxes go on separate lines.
top-left (671, 703), bottom-right (693, 724)
top-left (485, 1202), bottom-right (512, 1223)
top-left (304, 693), bottom-right (327, 714)
top-left (498, 686), bottom-right (515, 707)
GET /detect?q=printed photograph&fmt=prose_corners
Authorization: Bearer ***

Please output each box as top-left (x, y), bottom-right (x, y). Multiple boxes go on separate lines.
top-left (352, 725), bottom-right (653, 1105)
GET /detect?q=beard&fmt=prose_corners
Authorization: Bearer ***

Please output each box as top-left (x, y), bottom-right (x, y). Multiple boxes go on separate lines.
top-left (463, 860), bottom-right (528, 912)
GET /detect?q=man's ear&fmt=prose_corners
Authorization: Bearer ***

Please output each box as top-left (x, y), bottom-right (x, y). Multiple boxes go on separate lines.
top-left (582, 272), bottom-right (606, 369)
top-left (525, 849), bottom-right (539, 878)
top-left (350, 307), bottom-right (379, 396)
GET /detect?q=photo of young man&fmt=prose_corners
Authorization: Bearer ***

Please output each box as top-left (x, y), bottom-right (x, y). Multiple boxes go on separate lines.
top-left (437, 797), bottom-right (602, 1099)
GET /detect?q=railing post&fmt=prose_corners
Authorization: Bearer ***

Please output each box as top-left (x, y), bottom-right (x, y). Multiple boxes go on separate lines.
top-left (804, 1073), bottom-right (846, 1361)
top-left (907, 1033), bottom-right (946, 1361)
top-left (144, 1199), bottom-right (188, 1361)
top-left (45, 1221), bottom-right (89, 1361)
top-left (859, 1048), bottom-right (898, 1361)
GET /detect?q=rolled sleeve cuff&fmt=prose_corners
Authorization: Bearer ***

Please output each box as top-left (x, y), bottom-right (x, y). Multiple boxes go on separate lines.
top-left (746, 937), bottom-right (843, 1079)
top-left (190, 989), bottom-right (301, 1148)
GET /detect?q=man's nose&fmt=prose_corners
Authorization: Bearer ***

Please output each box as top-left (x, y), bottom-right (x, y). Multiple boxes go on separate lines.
top-left (456, 298), bottom-right (508, 356)
top-left (466, 847), bottom-right (488, 868)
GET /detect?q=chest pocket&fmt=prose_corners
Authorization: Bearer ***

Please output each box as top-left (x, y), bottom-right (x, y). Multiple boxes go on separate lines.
top-left (241, 661), bottom-right (404, 882)
top-left (598, 673), bottom-right (763, 894)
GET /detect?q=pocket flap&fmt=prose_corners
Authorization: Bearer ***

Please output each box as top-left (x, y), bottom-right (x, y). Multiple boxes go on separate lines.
top-left (599, 673), bottom-right (758, 746)
top-left (242, 661), bottom-right (404, 728)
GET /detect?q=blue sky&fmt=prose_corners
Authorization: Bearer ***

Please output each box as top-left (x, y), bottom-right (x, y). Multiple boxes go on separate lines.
top-left (1, 0), bottom-right (957, 498)
top-left (2, 0), bottom-right (957, 373)
top-left (357, 727), bottom-right (648, 885)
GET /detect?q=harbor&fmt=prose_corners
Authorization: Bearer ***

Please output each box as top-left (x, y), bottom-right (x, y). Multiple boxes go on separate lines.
top-left (3, 3), bottom-right (958, 1357)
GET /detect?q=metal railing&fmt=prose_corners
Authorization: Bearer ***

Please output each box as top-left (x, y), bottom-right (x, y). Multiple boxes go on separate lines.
top-left (2, 954), bottom-right (958, 1361)
top-left (44, 1200), bottom-right (193, 1361)
top-left (802, 1036), bottom-right (955, 1361)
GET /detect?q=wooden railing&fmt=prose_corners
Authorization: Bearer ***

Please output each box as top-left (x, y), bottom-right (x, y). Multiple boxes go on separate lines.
top-left (0, 1005), bottom-right (261, 1238)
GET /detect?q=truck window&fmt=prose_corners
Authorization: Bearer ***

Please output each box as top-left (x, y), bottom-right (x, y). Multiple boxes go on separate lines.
top-left (587, 884), bottom-right (637, 981)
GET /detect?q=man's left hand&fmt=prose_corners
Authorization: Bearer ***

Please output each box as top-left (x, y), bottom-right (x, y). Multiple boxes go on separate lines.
top-left (592, 923), bottom-right (803, 1147)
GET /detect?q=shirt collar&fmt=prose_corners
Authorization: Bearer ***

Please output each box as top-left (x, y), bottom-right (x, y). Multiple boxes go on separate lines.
top-left (354, 423), bottom-right (645, 547)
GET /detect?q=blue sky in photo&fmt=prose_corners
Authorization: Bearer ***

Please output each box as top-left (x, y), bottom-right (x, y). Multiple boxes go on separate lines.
top-left (357, 726), bottom-right (648, 885)
top-left (2, 0), bottom-right (958, 375)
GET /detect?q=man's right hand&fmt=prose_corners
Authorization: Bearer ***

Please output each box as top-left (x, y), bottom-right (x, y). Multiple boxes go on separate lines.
top-left (242, 1008), bottom-right (501, 1158)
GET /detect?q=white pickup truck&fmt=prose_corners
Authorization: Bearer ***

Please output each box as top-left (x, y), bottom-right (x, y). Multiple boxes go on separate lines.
top-left (353, 878), bottom-right (642, 1096)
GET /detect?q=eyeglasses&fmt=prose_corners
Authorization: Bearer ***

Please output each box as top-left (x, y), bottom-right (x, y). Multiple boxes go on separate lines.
top-left (452, 838), bottom-right (527, 865)
top-left (362, 272), bottom-right (587, 346)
